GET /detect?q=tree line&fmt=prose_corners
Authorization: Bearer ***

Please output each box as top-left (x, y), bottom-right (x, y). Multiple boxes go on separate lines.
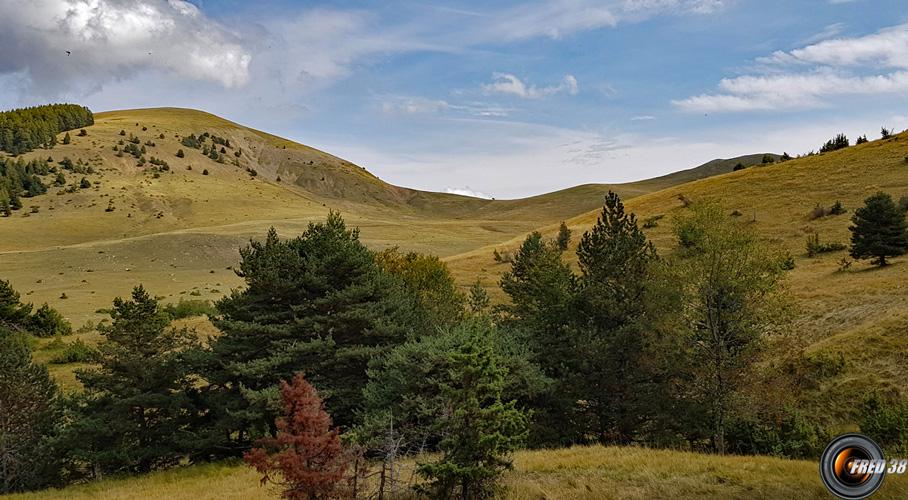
top-left (0, 104), bottom-right (93, 155)
top-left (3, 191), bottom-right (908, 498)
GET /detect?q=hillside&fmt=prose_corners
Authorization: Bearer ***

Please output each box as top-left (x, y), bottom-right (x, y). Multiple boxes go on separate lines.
top-left (0, 107), bottom-right (754, 326)
top-left (447, 130), bottom-right (908, 426)
top-left (12, 444), bottom-right (908, 500)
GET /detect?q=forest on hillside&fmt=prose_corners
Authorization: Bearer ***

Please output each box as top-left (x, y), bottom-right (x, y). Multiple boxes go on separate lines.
top-left (4, 190), bottom-right (908, 498)
top-left (0, 104), bottom-right (93, 155)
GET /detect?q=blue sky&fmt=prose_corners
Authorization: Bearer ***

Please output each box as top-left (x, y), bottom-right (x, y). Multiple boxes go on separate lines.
top-left (1, 0), bottom-right (907, 198)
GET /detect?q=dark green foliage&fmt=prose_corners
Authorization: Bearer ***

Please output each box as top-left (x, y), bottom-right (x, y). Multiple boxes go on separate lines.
top-left (574, 191), bottom-right (658, 444)
top-left (882, 127), bottom-right (892, 139)
top-left (725, 407), bottom-right (828, 459)
top-left (899, 195), bottom-right (908, 213)
top-left (780, 152), bottom-right (792, 161)
top-left (202, 169), bottom-right (209, 175)
top-left (861, 395), bottom-right (908, 455)
top-left (849, 192), bottom-right (908, 266)
top-left (820, 133), bottom-right (849, 153)
top-left (733, 162), bottom-right (746, 171)
top-left (856, 135), bottom-right (869, 145)
top-left (0, 281), bottom-right (66, 336)
top-left (28, 303), bottom-right (72, 337)
top-left (761, 154), bottom-right (774, 164)
top-left (63, 286), bottom-right (200, 475)
top-left (62, 132), bottom-right (71, 145)
top-left (197, 214), bottom-right (426, 457)
top-left (119, 130), bottom-right (126, 136)
top-left (0, 329), bottom-right (62, 493)
top-left (182, 134), bottom-right (202, 149)
top-left (555, 221), bottom-right (571, 251)
top-left (0, 104), bottom-right (93, 154)
top-left (79, 177), bottom-right (91, 189)
top-left (49, 338), bottom-right (97, 364)
top-left (829, 201), bottom-right (847, 215)
top-left (362, 320), bottom-right (546, 457)
top-left (176, 149), bottom-right (184, 158)
top-left (0, 157), bottom-right (54, 210)
top-left (415, 329), bottom-right (529, 499)
top-left (806, 233), bottom-right (848, 257)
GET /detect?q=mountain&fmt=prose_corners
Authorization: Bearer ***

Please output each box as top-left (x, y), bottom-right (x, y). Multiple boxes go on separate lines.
top-left (0, 107), bottom-right (756, 326)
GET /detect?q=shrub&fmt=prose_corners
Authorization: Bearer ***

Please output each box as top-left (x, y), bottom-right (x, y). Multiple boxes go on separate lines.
top-left (806, 233), bottom-right (846, 257)
top-left (202, 169), bottom-right (209, 176)
top-left (175, 149), bottom-right (184, 158)
top-left (27, 304), bottom-right (72, 337)
top-left (829, 201), bottom-right (847, 215)
top-left (780, 252), bottom-right (796, 270)
top-left (733, 162), bottom-right (746, 171)
top-left (882, 127), bottom-right (892, 139)
top-left (726, 407), bottom-right (829, 459)
top-left (856, 135), bottom-right (869, 145)
top-left (119, 130), bottom-right (126, 136)
top-left (161, 299), bottom-right (215, 320)
top-left (861, 395), bottom-right (908, 455)
top-left (761, 154), bottom-right (775, 164)
top-left (820, 133), bottom-right (849, 153)
top-left (730, 210), bottom-right (743, 217)
top-left (643, 214), bottom-right (664, 228)
top-left (898, 195), bottom-right (908, 213)
top-left (49, 338), bottom-right (97, 364)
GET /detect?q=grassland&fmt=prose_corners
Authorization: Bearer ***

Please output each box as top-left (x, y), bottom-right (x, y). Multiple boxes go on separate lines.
top-left (12, 444), bottom-right (906, 500)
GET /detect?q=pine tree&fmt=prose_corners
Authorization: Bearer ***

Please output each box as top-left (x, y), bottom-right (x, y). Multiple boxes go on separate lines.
top-left (0, 328), bottom-right (61, 493)
top-left (849, 192), bottom-right (908, 266)
top-left (79, 177), bottom-right (91, 189)
top-left (63, 286), bottom-right (200, 474)
top-left (468, 279), bottom-right (490, 314)
top-left (0, 279), bottom-right (32, 329)
top-left (197, 214), bottom-right (426, 457)
top-left (176, 149), bottom-right (184, 158)
top-left (555, 221), bottom-right (571, 251)
top-left (244, 374), bottom-right (348, 500)
top-left (575, 191), bottom-right (657, 443)
top-left (416, 332), bottom-right (528, 499)
top-left (61, 132), bottom-right (70, 145)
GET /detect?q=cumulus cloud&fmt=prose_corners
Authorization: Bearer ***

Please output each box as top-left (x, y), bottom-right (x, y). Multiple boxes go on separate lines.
top-left (675, 22), bottom-right (908, 112)
top-left (443, 186), bottom-right (492, 199)
top-left (0, 0), bottom-right (251, 96)
top-left (483, 73), bottom-right (579, 99)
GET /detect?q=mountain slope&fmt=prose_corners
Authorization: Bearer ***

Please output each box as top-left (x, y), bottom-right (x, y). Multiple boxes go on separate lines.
top-left (0, 107), bottom-right (756, 326)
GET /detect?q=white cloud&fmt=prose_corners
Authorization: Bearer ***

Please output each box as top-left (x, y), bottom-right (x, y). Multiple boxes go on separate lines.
top-left (0, 0), bottom-right (251, 96)
top-left (443, 186), bottom-right (492, 199)
top-left (483, 73), bottom-right (579, 99)
top-left (677, 22), bottom-right (908, 113)
top-left (631, 115), bottom-right (656, 120)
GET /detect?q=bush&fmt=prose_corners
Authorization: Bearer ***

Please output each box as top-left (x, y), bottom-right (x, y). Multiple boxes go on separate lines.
top-left (733, 162), bottom-right (746, 171)
top-left (898, 195), bottom-right (908, 213)
top-left (829, 201), bottom-right (847, 215)
top-left (861, 395), bottom-right (908, 455)
top-left (161, 299), bottom-right (215, 320)
top-left (820, 133), bottom-right (849, 153)
top-left (780, 253), bottom-right (796, 270)
top-left (726, 407), bottom-right (829, 459)
top-left (49, 338), bottom-right (97, 364)
top-left (642, 214), bottom-right (664, 228)
top-left (882, 127), bottom-right (892, 139)
top-left (176, 149), bottom-right (184, 158)
top-left (856, 135), bottom-right (869, 145)
top-left (202, 169), bottom-right (209, 176)
top-left (806, 233), bottom-right (846, 257)
top-left (492, 248), bottom-right (513, 263)
top-left (761, 154), bottom-right (775, 164)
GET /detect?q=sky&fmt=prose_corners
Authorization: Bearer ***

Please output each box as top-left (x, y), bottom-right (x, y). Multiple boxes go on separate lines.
top-left (1, 1), bottom-right (908, 199)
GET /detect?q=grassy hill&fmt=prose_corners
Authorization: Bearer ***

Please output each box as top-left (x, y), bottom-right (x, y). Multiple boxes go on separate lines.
top-left (0, 107), bottom-right (755, 327)
top-left (12, 444), bottom-right (907, 500)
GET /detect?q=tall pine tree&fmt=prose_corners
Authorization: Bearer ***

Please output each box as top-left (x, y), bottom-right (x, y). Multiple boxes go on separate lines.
top-left (64, 286), bottom-right (200, 475)
top-left (197, 213), bottom-right (426, 457)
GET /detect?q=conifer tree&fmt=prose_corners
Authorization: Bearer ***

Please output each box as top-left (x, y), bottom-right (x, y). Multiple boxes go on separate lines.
top-left (198, 214), bottom-right (426, 456)
top-left (416, 332), bottom-right (528, 499)
top-left (64, 286), bottom-right (200, 474)
top-left (0, 329), bottom-right (61, 493)
top-left (61, 132), bottom-right (71, 145)
top-left (244, 374), bottom-right (347, 500)
top-left (849, 192), bottom-right (908, 266)
top-left (555, 221), bottom-right (571, 251)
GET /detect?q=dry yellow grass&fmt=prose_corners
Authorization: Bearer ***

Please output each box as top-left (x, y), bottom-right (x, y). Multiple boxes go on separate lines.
top-left (9, 445), bottom-right (908, 500)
